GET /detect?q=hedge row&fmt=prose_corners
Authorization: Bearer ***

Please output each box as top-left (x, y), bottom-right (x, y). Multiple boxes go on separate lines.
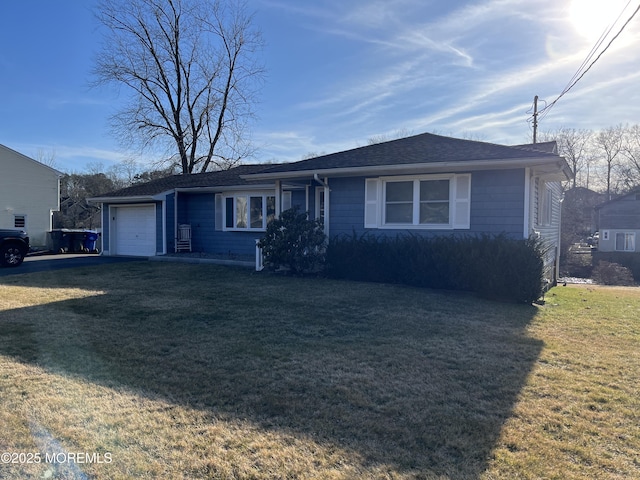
top-left (325, 233), bottom-right (546, 304)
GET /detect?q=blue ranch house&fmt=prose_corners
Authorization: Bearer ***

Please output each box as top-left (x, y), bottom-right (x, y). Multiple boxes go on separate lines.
top-left (89, 132), bottom-right (572, 282)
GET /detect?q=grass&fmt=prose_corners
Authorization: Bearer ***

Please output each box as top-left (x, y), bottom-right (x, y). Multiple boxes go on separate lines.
top-left (0, 263), bottom-right (638, 479)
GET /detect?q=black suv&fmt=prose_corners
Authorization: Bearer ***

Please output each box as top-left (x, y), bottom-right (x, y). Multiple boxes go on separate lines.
top-left (0, 229), bottom-right (30, 267)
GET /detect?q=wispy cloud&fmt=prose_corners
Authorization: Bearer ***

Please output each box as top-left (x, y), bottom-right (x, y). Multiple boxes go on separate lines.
top-left (10, 142), bottom-right (128, 172)
top-left (254, 0), bottom-right (640, 159)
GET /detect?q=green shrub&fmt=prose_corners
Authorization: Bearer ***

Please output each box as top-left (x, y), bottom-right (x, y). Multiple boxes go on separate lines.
top-left (258, 207), bottom-right (326, 274)
top-left (326, 233), bottom-right (545, 303)
top-left (466, 235), bottom-right (546, 303)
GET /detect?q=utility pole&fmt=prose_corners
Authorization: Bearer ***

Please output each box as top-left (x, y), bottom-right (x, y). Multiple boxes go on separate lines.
top-left (532, 95), bottom-right (538, 144)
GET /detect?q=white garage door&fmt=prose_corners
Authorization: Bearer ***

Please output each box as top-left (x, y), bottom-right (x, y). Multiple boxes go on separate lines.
top-left (114, 205), bottom-right (156, 256)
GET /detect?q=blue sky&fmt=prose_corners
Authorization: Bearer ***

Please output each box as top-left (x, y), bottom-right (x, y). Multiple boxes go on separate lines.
top-left (1, 0), bottom-right (639, 173)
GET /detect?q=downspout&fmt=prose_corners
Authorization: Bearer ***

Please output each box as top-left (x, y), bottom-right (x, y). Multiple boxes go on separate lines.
top-left (313, 173), bottom-right (329, 189)
top-left (555, 195), bottom-right (563, 286)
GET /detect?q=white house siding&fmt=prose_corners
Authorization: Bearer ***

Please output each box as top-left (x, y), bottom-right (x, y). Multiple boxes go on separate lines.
top-left (596, 193), bottom-right (640, 252)
top-left (0, 145), bottom-right (60, 247)
top-left (597, 229), bottom-right (639, 252)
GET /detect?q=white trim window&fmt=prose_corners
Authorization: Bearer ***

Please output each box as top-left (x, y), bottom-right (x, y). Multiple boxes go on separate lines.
top-left (537, 180), bottom-right (553, 226)
top-left (365, 174), bottom-right (471, 229)
top-left (215, 191), bottom-right (292, 232)
top-left (615, 232), bottom-right (636, 252)
top-left (224, 194), bottom-right (276, 231)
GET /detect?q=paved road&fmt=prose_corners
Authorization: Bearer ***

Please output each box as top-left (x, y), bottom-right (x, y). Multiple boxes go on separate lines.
top-left (0, 254), bottom-right (147, 277)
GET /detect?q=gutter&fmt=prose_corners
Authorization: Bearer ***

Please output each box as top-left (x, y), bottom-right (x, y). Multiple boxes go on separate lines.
top-left (242, 156), bottom-right (571, 181)
top-left (87, 183), bottom-right (292, 204)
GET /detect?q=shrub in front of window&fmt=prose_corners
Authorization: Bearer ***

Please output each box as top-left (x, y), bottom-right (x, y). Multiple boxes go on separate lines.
top-left (258, 206), bottom-right (326, 274)
top-left (326, 233), bottom-right (546, 303)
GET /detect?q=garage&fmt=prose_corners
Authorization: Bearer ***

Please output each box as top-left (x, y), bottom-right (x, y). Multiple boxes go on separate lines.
top-left (112, 205), bottom-right (157, 256)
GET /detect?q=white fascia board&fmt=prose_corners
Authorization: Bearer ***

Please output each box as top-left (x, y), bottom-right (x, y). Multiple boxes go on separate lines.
top-left (242, 157), bottom-right (571, 181)
top-left (173, 184), bottom-right (275, 194)
top-left (87, 191), bottom-right (172, 204)
top-left (88, 182), bottom-right (305, 204)
top-left (173, 183), bottom-right (304, 194)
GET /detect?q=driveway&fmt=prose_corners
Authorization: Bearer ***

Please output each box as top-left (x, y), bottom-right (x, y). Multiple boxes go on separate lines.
top-left (0, 254), bottom-right (147, 277)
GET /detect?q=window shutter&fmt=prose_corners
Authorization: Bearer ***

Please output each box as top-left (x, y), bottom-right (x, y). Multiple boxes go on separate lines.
top-left (364, 178), bottom-right (379, 228)
top-left (282, 191), bottom-right (292, 211)
top-left (452, 174), bottom-right (471, 229)
top-left (215, 194), bottom-right (223, 231)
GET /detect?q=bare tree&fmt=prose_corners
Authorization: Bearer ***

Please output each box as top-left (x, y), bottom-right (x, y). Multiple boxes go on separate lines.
top-left (367, 129), bottom-right (415, 145)
top-left (619, 124), bottom-right (640, 190)
top-left (542, 128), bottom-right (593, 189)
top-left (35, 148), bottom-right (58, 169)
top-left (592, 125), bottom-right (625, 199)
top-left (93, 0), bottom-right (264, 174)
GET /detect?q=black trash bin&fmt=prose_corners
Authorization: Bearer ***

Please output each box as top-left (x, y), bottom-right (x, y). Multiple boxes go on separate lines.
top-left (66, 230), bottom-right (86, 253)
top-left (47, 229), bottom-right (87, 253)
top-left (47, 229), bottom-right (71, 253)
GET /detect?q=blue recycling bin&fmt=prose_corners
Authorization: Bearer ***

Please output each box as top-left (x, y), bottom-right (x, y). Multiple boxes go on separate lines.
top-left (83, 231), bottom-right (100, 253)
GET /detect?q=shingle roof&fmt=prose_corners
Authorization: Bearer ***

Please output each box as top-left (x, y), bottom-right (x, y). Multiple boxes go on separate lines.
top-left (96, 163), bottom-right (278, 198)
top-left (92, 132), bottom-right (567, 201)
top-left (511, 141), bottom-right (558, 154)
top-left (253, 132), bottom-right (559, 175)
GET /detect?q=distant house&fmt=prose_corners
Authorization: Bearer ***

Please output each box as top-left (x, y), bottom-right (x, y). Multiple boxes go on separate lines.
top-left (89, 132), bottom-right (572, 283)
top-left (595, 190), bottom-right (640, 252)
top-left (0, 144), bottom-right (61, 248)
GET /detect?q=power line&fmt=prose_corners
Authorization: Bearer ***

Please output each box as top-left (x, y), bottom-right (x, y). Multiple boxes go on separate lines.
top-left (534, 1), bottom-right (640, 124)
top-left (559, 1), bottom-right (632, 105)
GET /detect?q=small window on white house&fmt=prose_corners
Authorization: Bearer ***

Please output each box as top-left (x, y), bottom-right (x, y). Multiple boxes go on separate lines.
top-left (615, 232), bottom-right (635, 252)
top-left (14, 215), bottom-right (26, 229)
top-left (537, 182), bottom-right (553, 226)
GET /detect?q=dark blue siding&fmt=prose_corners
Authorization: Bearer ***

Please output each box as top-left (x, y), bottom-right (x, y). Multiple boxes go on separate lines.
top-left (174, 188), bottom-right (308, 256)
top-left (470, 170), bottom-right (525, 237)
top-left (155, 201), bottom-right (164, 253)
top-left (103, 171), bottom-right (527, 257)
top-left (291, 190), bottom-right (306, 212)
top-left (329, 169), bottom-right (526, 239)
top-left (165, 193), bottom-right (175, 253)
top-left (329, 177), bottom-right (366, 236)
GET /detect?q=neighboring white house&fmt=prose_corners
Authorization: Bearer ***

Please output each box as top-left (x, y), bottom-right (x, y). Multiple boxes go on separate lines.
top-left (0, 144), bottom-right (61, 248)
top-left (595, 190), bottom-right (640, 253)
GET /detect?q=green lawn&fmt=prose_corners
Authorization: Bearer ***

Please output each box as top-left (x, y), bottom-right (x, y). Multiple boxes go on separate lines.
top-left (0, 262), bottom-right (638, 479)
